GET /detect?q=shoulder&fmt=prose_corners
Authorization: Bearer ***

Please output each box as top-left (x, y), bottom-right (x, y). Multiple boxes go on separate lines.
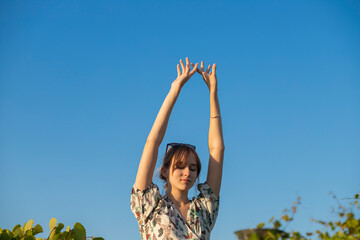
top-left (196, 181), bottom-right (220, 201)
top-left (132, 182), bottom-right (160, 194)
top-left (131, 182), bottom-right (163, 205)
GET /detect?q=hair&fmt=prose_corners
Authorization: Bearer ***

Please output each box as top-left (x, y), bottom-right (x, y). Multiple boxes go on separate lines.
top-left (154, 145), bottom-right (201, 191)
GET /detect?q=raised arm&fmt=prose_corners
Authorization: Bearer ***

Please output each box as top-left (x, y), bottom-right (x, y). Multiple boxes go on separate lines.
top-left (134, 58), bottom-right (198, 190)
top-left (192, 61), bottom-right (225, 198)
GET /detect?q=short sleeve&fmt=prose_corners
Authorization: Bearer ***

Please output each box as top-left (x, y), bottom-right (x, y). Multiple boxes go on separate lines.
top-left (130, 182), bottom-right (162, 225)
top-left (196, 182), bottom-right (220, 231)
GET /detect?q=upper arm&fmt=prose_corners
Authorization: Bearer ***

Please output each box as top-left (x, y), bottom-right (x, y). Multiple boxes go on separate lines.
top-left (206, 148), bottom-right (225, 198)
top-left (134, 139), bottom-right (160, 190)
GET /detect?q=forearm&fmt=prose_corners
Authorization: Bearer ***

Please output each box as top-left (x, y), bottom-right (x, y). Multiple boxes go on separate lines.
top-left (208, 88), bottom-right (225, 150)
top-left (147, 86), bottom-right (181, 144)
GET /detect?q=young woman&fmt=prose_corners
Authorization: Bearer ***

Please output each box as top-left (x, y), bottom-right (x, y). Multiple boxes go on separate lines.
top-left (130, 57), bottom-right (225, 240)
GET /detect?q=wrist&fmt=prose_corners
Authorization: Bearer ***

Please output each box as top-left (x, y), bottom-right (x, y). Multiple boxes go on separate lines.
top-left (210, 87), bottom-right (218, 95)
top-left (170, 84), bottom-right (182, 95)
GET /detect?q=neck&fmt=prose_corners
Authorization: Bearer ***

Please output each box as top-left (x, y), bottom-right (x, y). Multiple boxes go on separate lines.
top-left (165, 187), bottom-right (190, 207)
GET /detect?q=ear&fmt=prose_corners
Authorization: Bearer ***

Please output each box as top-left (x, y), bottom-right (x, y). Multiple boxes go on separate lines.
top-left (161, 168), bottom-right (169, 179)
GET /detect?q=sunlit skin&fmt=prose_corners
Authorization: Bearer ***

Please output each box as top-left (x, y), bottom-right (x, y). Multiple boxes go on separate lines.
top-left (134, 56), bottom-right (224, 221)
top-left (162, 152), bottom-right (199, 208)
top-left (191, 60), bottom-right (217, 91)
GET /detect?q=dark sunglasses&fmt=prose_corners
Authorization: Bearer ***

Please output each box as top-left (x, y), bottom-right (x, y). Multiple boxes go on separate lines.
top-left (165, 143), bottom-right (196, 154)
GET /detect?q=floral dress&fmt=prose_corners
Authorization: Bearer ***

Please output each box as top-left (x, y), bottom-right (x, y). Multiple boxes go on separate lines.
top-left (130, 181), bottom-right (220, 240)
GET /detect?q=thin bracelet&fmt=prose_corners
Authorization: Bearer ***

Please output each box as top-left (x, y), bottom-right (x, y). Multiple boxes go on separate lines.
top-left (210, 115), bottom-right (221, 118)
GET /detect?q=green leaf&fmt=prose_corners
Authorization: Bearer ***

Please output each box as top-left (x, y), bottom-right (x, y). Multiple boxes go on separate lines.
top-left (63, 230), bottom-right (74, 240)
top-left (56, 223), bottom-right (64, 232)
top-left (347, 218), bottom-right (358, 228)
top-left (355, 194), bottom-right (359, 199)
top-left (48, 224), bottom-right (65, 240)
top-left (256, 222), bottom-right (265, 229)
top-left (49, 223), bottom-right (61, 240)
top-left (273, 220), bottom-right (281, 229)
top-left (266, 230), bottom-right (276, 239)
top-left (24, 220), bottom-right (34, 231)
top-left (1, 229), bottom-right (13, 240)
top-left (74, 223), bottom-right (85, 232)
top-left (33, 225), bottom-right (43, 235)
top-left (24, 235), bottom-right (36, 240)
top-left (268, 216), bottom-right (275, 224)
top-left (25, 229), bottom-right (33, 236)
top-left (12, 224), bottom-right (24, 237)
top-left (73, 223), bottom-right (86, 240)
top-left (49, 218), bottom-right (57, 230)
top-left (249, 232), bottom-right (260, 240)
top-left (281, 214), bottom-right (290, 221)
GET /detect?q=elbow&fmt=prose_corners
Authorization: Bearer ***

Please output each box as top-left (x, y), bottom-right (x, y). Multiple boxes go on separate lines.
top-left (146, 138), bottom-right (161, 147)
top-left (209, 145), bottom-right (225, 152)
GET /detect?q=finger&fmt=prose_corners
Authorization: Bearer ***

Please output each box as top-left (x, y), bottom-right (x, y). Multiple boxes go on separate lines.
top-left (185, 57), bottom-right (190, 73)
top-left (190, 63), bottom-right (198, 76)
top-left (180, 59), bottom-right (185, 72)
top-left (177, 64), bottom-right (181, 77)
top-left (201, 61), bottom-right (204, 71)
top-left (192, 63), bottom-right (202, 73)
top-left (206, 64), bottom-right (211, 74)
top-left (180, 59), bottom-right (185, 73)
top-left (191, 63), bottom-right (201, 74)
top-left (212, 63), bottom-right (216, 74)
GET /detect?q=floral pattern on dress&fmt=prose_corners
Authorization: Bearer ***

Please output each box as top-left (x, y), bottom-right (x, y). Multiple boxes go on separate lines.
top-left (130, 181), bottom-right (220, 240)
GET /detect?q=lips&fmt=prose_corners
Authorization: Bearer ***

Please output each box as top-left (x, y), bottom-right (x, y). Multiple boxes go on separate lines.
top-left (181, 179), bottom-right (191, 183)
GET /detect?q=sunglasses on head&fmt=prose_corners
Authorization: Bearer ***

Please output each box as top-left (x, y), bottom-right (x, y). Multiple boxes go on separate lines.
top-left (165, 143), bottom-right (196, 154)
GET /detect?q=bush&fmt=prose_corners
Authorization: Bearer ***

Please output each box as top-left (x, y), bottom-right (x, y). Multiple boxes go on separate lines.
top-left (0, 218), bottom-right (104, 240)
top-left (252, 193), bottom-right (360, 240)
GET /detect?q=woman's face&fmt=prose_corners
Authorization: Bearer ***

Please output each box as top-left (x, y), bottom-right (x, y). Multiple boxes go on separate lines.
top-left (166, 152), bottom-right (198, 192)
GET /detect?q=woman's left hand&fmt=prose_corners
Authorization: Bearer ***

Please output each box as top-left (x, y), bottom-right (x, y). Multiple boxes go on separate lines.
top-left (191, 61), bottom-right (217, 91)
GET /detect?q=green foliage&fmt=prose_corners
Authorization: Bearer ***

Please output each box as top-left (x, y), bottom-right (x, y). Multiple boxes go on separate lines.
top-left (310, 192), bottom-right (360, 240)
top-left (250, 193), bottom-right (360, 240)
top-left (0, 218), bottom-right (104, 240)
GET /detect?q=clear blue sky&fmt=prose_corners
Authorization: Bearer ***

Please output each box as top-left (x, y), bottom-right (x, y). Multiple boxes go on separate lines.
top-left (1, 1), bottom-right (359, 239)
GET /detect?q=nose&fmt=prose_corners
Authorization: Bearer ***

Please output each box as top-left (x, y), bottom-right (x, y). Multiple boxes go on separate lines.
top-left (183, 167), bottom-right (190, 176)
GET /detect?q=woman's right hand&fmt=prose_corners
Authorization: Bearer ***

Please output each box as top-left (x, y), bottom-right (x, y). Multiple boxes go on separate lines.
top-left (171, 57), bottom-right (198, 91)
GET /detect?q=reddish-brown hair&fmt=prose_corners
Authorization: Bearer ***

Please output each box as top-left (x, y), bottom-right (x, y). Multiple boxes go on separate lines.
top-left (155, 145), bottom-right (201, 190)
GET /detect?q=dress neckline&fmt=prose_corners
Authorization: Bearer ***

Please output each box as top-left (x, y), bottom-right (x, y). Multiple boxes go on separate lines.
top-left (164, 195), bottom-right (192, 223)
